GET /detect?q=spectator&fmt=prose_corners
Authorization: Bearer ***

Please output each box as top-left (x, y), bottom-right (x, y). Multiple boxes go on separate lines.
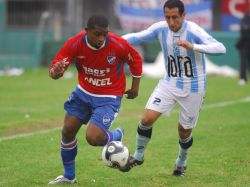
top-left (236, 2), bottom-right (250, 85)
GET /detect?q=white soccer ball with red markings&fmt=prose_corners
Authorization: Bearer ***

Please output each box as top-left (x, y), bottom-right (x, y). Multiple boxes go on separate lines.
top-left (102, 141), bottom-right (129, 168)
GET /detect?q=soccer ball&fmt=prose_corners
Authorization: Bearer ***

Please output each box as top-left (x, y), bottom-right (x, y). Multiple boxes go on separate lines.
top-left (102, 141), bottom-right (129, 168)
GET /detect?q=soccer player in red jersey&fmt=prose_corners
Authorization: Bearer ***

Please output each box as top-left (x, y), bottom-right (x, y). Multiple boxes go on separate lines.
top-left (48, 14), bottom-right (142, 185)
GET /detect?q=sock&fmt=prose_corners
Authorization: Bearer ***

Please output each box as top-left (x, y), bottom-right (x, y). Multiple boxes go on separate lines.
top-left (61, 138), bottom-right (78, 180)
top-left (134, 122), bottom-right (152, 161)
top-left (176, 136), bottom-right (193, 167)
top-left (105, 128), bottom-right (122, 144)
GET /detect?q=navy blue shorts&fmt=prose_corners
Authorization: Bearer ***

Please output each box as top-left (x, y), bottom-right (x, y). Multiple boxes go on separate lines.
top-left (64, 87), bottom-right (122, 131)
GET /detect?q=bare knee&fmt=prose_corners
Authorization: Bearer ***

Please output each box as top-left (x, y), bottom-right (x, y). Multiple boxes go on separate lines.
top-left (62, 127), bottom-right (76, 142)
top-left (141, 109), bottom-right (161, 126)
top-left (62, 115), bottom-right (82, 142)
top-left (85, 131), bottom-right (105, 146)
top-left (141, 117), bottom-right (154, 126)
top-left (178, 123), bottom-right (192, 139)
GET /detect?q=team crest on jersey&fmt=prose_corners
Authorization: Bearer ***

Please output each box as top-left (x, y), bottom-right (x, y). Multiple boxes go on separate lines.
top-left (103, 113), bottom-right (111, 125)
top-left (107, 56), bottom-right (116, 65)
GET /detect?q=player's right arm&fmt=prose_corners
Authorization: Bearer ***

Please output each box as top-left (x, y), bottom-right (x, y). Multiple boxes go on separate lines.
top-left (49, 33), bottom-right (81, 79)
top-left (49, 58), bottom-right (70, 79)
top-left (122, 21), bottom-right (163, 45)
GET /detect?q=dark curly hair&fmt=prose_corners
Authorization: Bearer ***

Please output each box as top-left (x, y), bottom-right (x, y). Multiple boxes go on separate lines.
top-left (87, 14), bottom-right (109, 29)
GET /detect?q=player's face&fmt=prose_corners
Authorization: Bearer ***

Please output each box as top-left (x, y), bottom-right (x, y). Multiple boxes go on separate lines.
top-left (86, 25), bottom-right (109, 49)
top-left (164, 7), bottom-right (185, 33)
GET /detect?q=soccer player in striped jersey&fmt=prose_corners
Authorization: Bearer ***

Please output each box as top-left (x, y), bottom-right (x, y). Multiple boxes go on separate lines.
top-left (48, 14), bottom-right (142, 184)
top-left (120, 0), bottom-right (226, 176)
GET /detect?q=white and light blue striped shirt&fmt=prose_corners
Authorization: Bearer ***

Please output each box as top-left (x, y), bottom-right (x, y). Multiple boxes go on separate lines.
top-left (123, 20), bottom-right (226, 93)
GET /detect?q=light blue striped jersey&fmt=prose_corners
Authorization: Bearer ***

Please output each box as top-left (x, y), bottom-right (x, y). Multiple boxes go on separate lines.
top-left (123, 20), bottom-right (226, 93)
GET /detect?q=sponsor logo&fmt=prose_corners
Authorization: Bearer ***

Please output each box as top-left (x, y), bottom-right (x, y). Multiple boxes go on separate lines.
top-left (137, 146), bottom-right (144, 150)
top-left (81, 65), bottom-right (110, 77)
top-left (128, 53), bottom-right (134, 62)
top-left (167, 55), bottom-right (193, 78)
top-left (187, 116), bottom-right (195, 123)
top-left (108, 145), bottom-right (115, 153)
top-left (84, 77), bottom-right (112, 86)
top-left (153, 97), bottom-right (161, 105)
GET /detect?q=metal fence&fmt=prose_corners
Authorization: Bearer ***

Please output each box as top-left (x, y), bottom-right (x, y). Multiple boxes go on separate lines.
top-left (6, 0), bottom-right (120, 34)
top-left (6, 0), bottom-right (85, 39)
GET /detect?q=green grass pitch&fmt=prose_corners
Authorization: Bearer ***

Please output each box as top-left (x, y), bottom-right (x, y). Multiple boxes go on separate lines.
top-left (0, 68), bottom-right (249, 186)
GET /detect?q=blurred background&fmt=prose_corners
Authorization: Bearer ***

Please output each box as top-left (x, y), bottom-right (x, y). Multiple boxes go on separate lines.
top-left (0, 0), bottom-right (248, 74)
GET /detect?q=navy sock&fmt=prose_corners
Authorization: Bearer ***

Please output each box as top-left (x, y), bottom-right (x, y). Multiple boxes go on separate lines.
top-left (61, 139), bottom-right (78, 180)
top-left (105, 128), bottom-right (122, 144)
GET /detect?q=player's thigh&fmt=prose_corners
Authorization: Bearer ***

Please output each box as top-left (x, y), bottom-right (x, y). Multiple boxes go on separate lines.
top-left (145, 80), bottom-right (176, 117)
top-left (86, 124), bottom-right (106, 145)
top-left (141, 109), bottom-right (161, 126)
top-left (90, 97), bottom-right (120, 132)
top-left (64, 89), bottom-right (92, 124)
top-left (178, 92), bottom-right (205, 129)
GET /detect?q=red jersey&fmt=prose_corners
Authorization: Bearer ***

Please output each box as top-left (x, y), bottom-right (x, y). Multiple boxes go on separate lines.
top-left (50, 31), bottom-right (142, 96)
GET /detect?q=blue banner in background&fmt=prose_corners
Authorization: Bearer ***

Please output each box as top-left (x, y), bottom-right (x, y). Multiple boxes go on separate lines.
top-left (115, 0), bottom-right (212, 32)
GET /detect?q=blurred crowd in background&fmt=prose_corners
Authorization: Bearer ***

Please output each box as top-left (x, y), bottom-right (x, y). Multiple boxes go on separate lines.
top-left (0, 0), bottom-right (249, 84)
top-left (5, 0), bottom-right (248, 35)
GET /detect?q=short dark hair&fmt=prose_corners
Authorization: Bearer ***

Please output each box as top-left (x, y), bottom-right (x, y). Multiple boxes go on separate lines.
top-left (163, 0), bottom-right (185, 15)
top-left (87, 14), bottom-right (109, 29)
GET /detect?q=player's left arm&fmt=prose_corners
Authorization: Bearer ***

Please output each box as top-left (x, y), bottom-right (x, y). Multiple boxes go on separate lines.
top-left (177, 24), bottom-right (226, 55)
top-left (122, 40), bottom-right (143, 99)
top-left (175, 40), bottom-right (194, 50)
top-left (124, 77), bottom-right (141, 99)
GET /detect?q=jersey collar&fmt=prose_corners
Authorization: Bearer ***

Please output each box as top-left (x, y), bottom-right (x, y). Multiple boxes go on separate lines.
top-left (83, 34), bottom-right (110, 50)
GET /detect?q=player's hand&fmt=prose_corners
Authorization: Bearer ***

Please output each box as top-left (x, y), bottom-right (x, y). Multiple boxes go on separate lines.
top-left (124, 89), bottom-right (138, 99)
top-left (176, 40), bottom-right (193, 50)
top-left (49, 58), bottom-right (69, 79)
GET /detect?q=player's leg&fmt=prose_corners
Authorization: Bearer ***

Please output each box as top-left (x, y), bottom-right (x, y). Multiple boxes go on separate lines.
top-left (134, 80), bottom-right (175, 161)
top-left (49, 115), bottom-right (83, 185)
top-left (172, 124), bottom-right (193, 176)
top-left (85, 96), bottom-right (123, 146)
top-left (119, 109), bottom-right (160, 172)
top-left (133, 109), bottom-right (160, 161)
top-left (85, 124), bottom-right (123, 146)
top-left (120, 80), bottom-right (175, 172)
top-left (246, 47), bottom-right (250, 81)
top-left (133, 80), bottom-right (175, 162)
top-left (61, 115), bottom-right (82, 180)
top-left (173, 92), bottom-right (204, 176)
top-left (49, 88), bottom-right (91, 185)
top-left (239, 48), bottom-right (247, 85)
